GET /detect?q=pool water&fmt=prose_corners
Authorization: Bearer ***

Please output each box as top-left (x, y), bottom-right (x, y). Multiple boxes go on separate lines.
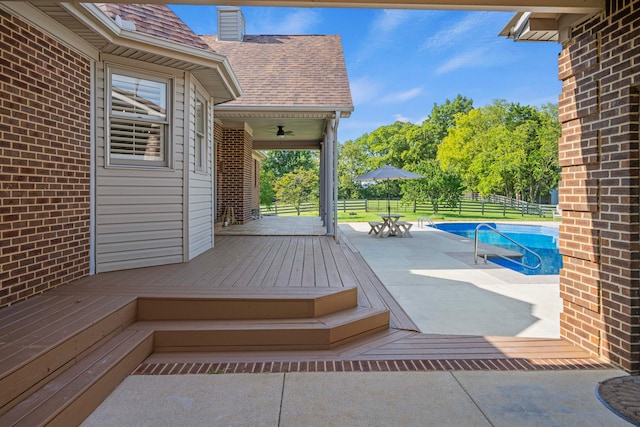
top-left (432, 222), bottom-right (562, 275)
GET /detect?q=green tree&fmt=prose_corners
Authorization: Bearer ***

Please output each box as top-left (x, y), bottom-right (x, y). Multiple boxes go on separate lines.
top-left (437, 100), bottom-right (560, 202)
top-left (262, 150), bottom-right (318, 178)
top-left (401, 160), bottom-right (464, 213)
top-left (259, 168), bottom-right (276, 208)
top-left (338, 139), bottom-right (369, 199)
top-left (273, 167), bottom-right (319, 215)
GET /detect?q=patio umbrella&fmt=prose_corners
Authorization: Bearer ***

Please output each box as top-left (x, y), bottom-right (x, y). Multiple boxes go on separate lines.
top-left (355, 165), bottom-right (423, 216)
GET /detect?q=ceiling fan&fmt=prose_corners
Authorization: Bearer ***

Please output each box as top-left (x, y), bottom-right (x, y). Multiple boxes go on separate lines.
top-left (275, 125), bottom-right (295, 138)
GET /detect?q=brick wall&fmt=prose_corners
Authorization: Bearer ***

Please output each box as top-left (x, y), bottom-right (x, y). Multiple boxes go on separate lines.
top-left (216, 126), bottom-right (253, 224)
top-left (0, 10), bottom-right (91, 308)
top-left (558, 0), bottom-right (640, 372)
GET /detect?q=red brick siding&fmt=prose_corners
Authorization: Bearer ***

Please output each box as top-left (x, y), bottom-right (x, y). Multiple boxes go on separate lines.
top-left (216, 127), bottom-right (253, 224)
top-left (0, 10), bottom-right (91, 307)
top-left (558, 0), bottom-right (640, 372)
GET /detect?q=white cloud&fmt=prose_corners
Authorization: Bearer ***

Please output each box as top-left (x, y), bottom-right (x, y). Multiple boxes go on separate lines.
top-left (393, 114), bottom-right (411, 122)
top-left (421, 12), bottom-right (508, 53)
top-left (435, 46), bottom-right (517, 74)
top-left (349, 77), bottom-right (382, 105)
top-left (246, 9), bottom-right (320, 34)
top-left (380, 87), bottom-right (423, 104)
top-left (353, 9), bottom-right (413, 63)
top-left (371, 9), bottom-right (412, 34)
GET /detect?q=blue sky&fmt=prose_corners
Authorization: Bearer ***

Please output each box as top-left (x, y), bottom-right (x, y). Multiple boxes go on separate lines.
top-left (170, 6), bottom-right (561, 143)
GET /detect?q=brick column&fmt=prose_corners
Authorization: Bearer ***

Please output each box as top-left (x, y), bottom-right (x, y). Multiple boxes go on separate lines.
top-left (558, 0), bottom-right (640, 372)
top-left (216, 126), bottom-right (253, 224)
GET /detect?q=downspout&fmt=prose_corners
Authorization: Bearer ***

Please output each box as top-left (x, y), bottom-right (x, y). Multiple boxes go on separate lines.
top-left (89, 60), bottom-right (96, 275)
top-left (319, 140), bottom-right (325, 225)
top-left (333, 112), bottom-right (340, 242)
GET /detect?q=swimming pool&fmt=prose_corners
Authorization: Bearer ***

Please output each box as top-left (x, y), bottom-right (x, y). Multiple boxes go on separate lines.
top-left (432, 222), bottom-right (562, 275)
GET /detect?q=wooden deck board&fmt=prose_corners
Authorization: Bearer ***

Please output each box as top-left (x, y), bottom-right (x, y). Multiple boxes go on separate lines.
top-left (288, 238), bottom-right (305, 287)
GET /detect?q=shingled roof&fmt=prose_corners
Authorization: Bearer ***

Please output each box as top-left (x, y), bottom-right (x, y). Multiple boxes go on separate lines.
top-left (97, 3), bottom-right (213, 52)
top-left (201, 35), bottom-right (353, 110)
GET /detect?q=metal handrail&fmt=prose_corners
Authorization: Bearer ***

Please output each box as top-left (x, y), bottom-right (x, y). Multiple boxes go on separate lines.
top-left (418, 216), bottom-right (435, 227)
top-left (473, 223), bottom-right (542, 271)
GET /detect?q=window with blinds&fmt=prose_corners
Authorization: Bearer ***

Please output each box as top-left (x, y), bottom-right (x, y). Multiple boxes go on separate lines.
top-left (108, 71), bottom-right (170, 167)
top-left (194, 96), bottom-right (206, 172)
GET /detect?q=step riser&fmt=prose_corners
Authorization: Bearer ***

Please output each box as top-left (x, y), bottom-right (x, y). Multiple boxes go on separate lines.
top-left (137, 287), bottom-right (358, 321)
top-left (150, 310), bottom-right (390, 353)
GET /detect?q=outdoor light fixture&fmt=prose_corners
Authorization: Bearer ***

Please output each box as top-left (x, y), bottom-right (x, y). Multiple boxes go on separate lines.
top-left (277, 125), bottom-right (285, 138)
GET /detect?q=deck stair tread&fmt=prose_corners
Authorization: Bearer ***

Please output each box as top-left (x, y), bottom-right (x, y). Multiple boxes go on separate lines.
top-left (0, 295), bottom-right (137, 415)
top-left (0, 328), bottom-right (153, 427)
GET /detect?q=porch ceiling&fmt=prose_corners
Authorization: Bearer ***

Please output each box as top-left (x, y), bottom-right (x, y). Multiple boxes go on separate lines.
top-left (51, 0), bottom-right (603, 14)
top-left (218, 110), bottom-right (347, 150)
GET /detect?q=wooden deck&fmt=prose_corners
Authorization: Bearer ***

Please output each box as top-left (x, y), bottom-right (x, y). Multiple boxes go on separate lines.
top-left (47, 232), bottom-right (595, 362)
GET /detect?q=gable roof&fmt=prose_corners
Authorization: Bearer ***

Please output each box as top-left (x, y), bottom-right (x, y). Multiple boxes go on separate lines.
top-left (201, 34), bottom-right (353, 112)
top-left (97, 3), bottom-right (213, 51)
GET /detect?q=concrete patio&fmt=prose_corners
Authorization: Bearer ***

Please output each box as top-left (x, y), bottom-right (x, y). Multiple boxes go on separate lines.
top-left (340, 221), bottom-right (562, 338)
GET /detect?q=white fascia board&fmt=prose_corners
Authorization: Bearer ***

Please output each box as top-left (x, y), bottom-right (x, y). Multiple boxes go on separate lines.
top-left (215, 105), bottom-right (353, 117)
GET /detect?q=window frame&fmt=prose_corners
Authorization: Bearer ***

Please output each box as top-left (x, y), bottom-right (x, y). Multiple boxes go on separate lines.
top-left (194, 93), bottom-right (207, 173)
top-left (106, 66), bottom-right (173, 168)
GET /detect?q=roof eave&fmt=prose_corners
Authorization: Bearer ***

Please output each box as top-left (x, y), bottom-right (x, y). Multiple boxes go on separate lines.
top-left (215, 105), bottom-right (353, 118)
top-left (63, 3), bottom-right (242, 102)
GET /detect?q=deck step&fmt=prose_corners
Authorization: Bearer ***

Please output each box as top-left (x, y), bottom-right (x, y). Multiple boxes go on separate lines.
top-left (0, 295), bottom-right (137, 416)
top-left (135, 306), bottom-right (390, 352)
top-left (136, 287), bottom-right (358, 321)
top-left (0, 328), bottom-right (153, 427)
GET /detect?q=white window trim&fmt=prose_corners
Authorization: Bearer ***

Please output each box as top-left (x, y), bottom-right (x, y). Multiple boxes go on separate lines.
top-left (194, 92), bottom-right (207, 173)
top-left (106, 65), bottom-right (173, 168)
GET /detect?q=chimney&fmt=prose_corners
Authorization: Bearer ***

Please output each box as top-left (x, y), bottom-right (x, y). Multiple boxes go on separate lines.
top-left (217, 7), bottom-right (245, 42)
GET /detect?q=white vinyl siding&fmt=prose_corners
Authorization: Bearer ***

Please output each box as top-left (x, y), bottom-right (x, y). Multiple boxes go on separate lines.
top-left (188, 81), bottom-right (214, 259)
top-left (95, 61), bottom-right (185, 273)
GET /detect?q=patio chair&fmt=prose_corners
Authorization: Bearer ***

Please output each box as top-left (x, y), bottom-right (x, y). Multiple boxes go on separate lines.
top-left (368, 221), bottom-right (383, 235)
top-left (397, 221), bottom-right (413, 238)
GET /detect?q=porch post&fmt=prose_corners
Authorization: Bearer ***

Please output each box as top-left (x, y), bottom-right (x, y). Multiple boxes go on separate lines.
top-left (333, 112), bottom-right (341, 242)
top-left (325, 120), bottom-right (335, 236)
top-left (319, 140), bottom-right (325, 225)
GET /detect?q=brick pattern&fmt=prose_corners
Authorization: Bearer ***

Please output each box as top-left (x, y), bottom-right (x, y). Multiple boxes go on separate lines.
top-left (558, 0), bottom-right (640, 372)
top-left (216, 127), bottom-right (253, 224)
top-left (0, 10), bottom-right (91, 308)
top-left (133, 358), bottom-right (613, 375)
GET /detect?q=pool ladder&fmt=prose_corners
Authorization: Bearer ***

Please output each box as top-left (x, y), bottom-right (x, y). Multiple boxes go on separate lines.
top-left (418, 216), bottom-right (435, 227)
top-left (473, 223), bottom-right (542, 272)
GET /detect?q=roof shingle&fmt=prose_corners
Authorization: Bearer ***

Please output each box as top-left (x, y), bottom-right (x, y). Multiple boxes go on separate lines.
top-left (202, 35), bottom-right (353, 110)
top-left (97, 3), bottom-right (213, 52)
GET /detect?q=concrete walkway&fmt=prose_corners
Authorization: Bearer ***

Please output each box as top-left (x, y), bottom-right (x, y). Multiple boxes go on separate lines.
top-left (83, 220), bottom-right (632, 426)
top-left (83, 370), bottom-right (631, 426)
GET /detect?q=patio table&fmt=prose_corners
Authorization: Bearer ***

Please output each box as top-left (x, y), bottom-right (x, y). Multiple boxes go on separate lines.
top-left (375, 213), bottom-right (404, 237)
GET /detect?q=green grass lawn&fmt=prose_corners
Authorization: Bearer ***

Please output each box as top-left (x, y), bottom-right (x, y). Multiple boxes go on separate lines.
top-left (335, 210), bottom-right (553, 222)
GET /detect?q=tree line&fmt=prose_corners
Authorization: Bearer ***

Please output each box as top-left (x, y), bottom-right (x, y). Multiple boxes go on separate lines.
top-left (260, 95), bottom-right (561, 214)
